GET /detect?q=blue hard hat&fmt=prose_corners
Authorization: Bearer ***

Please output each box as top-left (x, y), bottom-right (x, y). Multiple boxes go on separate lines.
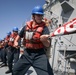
top-left (32, 6), bottom-right (44, 15)
top-left (7, 31), bottom-right (11, 36)
top-left (13, 27), bottom-right (18, 32)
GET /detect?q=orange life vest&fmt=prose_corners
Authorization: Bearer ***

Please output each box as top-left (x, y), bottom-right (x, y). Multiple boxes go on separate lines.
top-left (5, 36), bottom-right (10, 43)
top-left (23, 21), bottom-right (46, 49)
top-left (8, 33), bottom-right (18, 47)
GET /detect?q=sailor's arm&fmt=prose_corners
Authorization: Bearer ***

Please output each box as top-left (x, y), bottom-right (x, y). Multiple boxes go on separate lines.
top-left (14, 26), bottom-right (25, 47)
top-left (40, 35), bottom-right (51, 47)
top-left (14, 35), bottom-right (21, 47)
top-left (40, 25), bottom-right (51, 47)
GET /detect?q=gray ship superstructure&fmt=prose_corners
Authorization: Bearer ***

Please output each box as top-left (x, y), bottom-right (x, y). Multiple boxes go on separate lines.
top-left (43, 0), bottom-right (76, 75)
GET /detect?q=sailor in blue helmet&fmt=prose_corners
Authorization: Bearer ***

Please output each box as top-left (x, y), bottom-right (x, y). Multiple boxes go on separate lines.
top-left (0, 39), bottom-right (5, 62)
top-left (5, 27), bottom-right (20, 74)
top-left (13, 27), bottom-right (18, 32)
top-left (0, 38), bottom-right (2, 62)
top-left (12, 6), bottom-right (54, 75)
top-left (7, 32), bottom-right (11, 36)
top-left (0, 32), bottom-right (11, 68)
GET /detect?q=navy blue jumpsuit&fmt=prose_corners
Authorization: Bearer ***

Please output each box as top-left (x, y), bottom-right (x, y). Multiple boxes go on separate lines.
top-left (12, 25), bottom-right (54, 75)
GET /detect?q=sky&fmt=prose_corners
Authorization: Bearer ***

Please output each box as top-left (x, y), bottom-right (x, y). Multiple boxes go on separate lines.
top-left (0, 0), bottom-right (45, 39)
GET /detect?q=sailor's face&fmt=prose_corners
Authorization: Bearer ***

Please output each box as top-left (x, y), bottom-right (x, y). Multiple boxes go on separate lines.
top-left (34, 14), bottom-right (43, 23)
top-left (13, 31), bottom-right (18, 35)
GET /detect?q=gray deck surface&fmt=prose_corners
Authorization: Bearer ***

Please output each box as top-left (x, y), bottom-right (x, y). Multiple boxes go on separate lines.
top-left (0, 62), bottom-right (37, 75)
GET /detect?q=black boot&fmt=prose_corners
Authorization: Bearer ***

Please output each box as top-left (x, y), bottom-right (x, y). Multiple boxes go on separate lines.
top-left (0, 63), bottom-right (7, 68)
top-left (5, 70), bottom-right (12, 74)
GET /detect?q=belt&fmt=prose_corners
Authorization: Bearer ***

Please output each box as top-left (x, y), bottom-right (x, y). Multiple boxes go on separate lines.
top-left (25, 48), bottom-right (44, 52)
top-left (24, 43), bottom-right (44, 49)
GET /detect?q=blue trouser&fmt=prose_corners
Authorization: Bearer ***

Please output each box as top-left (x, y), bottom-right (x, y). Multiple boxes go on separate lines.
top-left (12, 48), bottom-right (54, 75)
top-left (0, 48), bottom-right (3, 62)
top-left (2, 47), bottom-right (7, 64)
top-left (2, 44), bottom-right (9, 64)
top-left (7, 46), bottom-right (20, 71)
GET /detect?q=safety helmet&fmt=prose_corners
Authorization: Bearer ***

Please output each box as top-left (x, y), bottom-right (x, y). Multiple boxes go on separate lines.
top-left (13, 27), bottom-right (18, 32)
top-left (32, 6), bottom-right (44, 15)
top-left (7, 31), bottom-right (11, 36)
